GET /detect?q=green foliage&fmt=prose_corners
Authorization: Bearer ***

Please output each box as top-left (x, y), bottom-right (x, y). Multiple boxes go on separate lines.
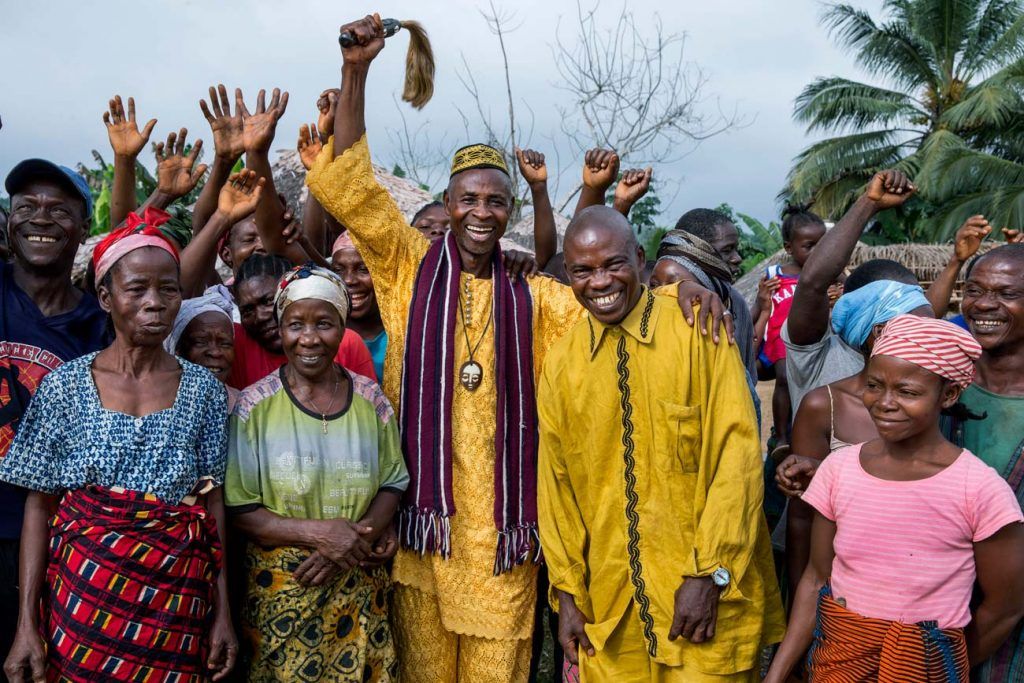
top-left (392, 164), bottom-right (407, 179)
top-left (785, 0), bottom-right (1024, 241)
top-left (716, 203), bottom-right (784, 275)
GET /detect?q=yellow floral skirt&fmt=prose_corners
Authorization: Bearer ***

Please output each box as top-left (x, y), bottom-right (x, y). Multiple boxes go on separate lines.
top-left (242, 544), bottom-right (397, 682)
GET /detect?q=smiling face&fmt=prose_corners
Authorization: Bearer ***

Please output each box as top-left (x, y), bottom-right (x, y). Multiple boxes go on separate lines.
top-left (219, 217), bottom-right (266, 274)
top-left (785, 222), bottom-right (826, 268)
top-left (709, 221), bottom-right (743, 278)
top-left (279, 298), bottom-right (344, 381)
top-left (412, 204), bottom-right (449, 241)
top-left (236, 275), bottom-right (281, 353)
top-left (564, 207), bottom-right (645, 325)
top-left (862, 354), bottom-right (961, 442)
top-left (8, 180), bottom-right (87, 275)
top-left (962, 255), bottom-right (1024, 354)
top-left (178, 311), bottom-right (235, 383)
top-left (444, 169), bottom-right (512, 262)
top-left (98, 247), bottom-right (181, 348)
top-left (331, 247), bottom-right (377, 321)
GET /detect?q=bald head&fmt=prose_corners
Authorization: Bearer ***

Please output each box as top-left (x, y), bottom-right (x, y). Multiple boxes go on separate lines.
top-left (564, 205), bottom-right (645, 325)
top-left (565, 205), bottom-right (638, 254)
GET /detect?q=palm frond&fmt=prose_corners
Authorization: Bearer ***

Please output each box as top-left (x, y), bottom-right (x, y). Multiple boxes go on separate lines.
top-left (824, 4), bottom-right (935, 89)
top-left (961, 1), bottom-right (1024, 75)
top-left (787, 129), bottom-right (915, 201)
top-left (794, 77), bottom-right (926, 132)
top-left (939, 67), bottom-right (1024, 130)
top-left (906, 0), bottom-right (981, 77)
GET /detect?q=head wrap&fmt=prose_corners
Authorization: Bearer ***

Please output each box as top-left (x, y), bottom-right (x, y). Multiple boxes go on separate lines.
top-left (163, 285), bottom-right (234, 354)
top-left (450, 144), bottom-right (510, 178)
top-left (656, 228), bottom-right (735, 309)
top-left (93, 207), bottom-right (181, 283)
top-left (831, 280), bottom-right (931, 349)
top-left (331, 231), bottom-right (355, 255)
top-left (274, 263), bottom-right (350, 325)
top-left (872, 314), bottom-right (981, 388)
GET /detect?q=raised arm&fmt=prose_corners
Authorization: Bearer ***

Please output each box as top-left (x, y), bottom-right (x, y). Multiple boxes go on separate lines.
top-left (573, 148), bottom-right (618, 218)
top-left (333, 15), bottom-right (386, 156)
top-left (787, 170), bottom-right (915, 346)
top-left (179, 170), bottom-right (264, 296)
top-left (193, 84), bottom-right (245, 233)
top-left (515, 147), bottom-right (556, 268)
top-left (297, 122), bottom-right (332, 254)
top-left (236, 87), bottom-right (307, 263)
top-left (612, 167), bottom-right (652, 218)
top-left (926, 216), bottom-right (990, 318)
top-left (103, 95), bottom-right (157, 228)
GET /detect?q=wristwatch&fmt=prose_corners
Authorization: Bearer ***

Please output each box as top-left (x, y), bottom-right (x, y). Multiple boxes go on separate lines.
top-left (711, 567), bottom-right (730, 588)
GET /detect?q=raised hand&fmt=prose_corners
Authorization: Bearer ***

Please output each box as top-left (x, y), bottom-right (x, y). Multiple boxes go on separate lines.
top-left (237, 87), bottom-right (290, 155)
top-left (338, 14), bottom-right (387, 65)
top-left (103, 95), bottom-right (157, 158)
top-left (953, 215), bottom-right (992, 263)
top-left (1002, 228), bottom-right (1023, 244)
top-left (297, 123), bottom-right (323, 171)
top-left (216, 170), bottom-right (265, 224)
top-left (864, 169), bottom-right (916, 211)
top-left (199, 84), bottom-right (245, 161)
top-left (515, 147), bottom-right (548, 186)
top-left (317, 89), bottom-right (340, 141)
top-left (581, 148), bottom-right (620, 192)
top-left (155, 128), bottom-right (207, 200)
top-left (614, 167), bottom-right (653, 209)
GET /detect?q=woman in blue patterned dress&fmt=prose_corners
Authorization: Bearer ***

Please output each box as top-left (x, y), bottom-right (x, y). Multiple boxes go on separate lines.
top-left (0, 193), bottom-right (261, 682)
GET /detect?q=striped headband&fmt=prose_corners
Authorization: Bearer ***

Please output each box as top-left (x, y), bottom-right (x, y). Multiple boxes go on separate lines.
top-left (871, 314), bottom-right (982, 388)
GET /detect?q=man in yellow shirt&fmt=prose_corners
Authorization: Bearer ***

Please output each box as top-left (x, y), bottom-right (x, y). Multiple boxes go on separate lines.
top-left (539, 206), bottom-right (785, 681)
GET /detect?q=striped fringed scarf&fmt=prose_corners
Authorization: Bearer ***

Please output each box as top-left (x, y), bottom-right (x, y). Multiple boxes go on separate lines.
top-left (397, 231), bottom-right (540, 575)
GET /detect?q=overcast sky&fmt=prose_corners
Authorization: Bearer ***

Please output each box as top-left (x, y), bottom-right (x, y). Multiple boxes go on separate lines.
top-left (0, 0), bottom-right (885, 227)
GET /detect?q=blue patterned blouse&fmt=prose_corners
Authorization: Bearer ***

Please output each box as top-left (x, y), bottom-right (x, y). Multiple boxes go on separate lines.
top-left (0, 352), bottom-right (227, 504)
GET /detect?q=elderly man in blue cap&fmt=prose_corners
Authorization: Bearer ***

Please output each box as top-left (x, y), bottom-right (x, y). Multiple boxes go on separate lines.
top-left (0, 159), bottom-right (108, 659)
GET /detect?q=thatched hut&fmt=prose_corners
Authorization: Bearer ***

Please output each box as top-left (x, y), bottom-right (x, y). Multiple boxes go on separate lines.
top-left (733, 242), bottom-right (997, 313)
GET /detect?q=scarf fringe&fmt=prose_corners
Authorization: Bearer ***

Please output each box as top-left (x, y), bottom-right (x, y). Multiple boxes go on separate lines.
top-left (398, 507), bottom-right (452, 559)
top-left (492, 524), bottom-right (542, 575)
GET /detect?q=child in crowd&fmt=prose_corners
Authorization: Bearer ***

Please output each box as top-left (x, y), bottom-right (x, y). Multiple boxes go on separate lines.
top-left (765, 315), bottom-right (1024, 682)
top-left (752, 205), bottom-right (827, 454)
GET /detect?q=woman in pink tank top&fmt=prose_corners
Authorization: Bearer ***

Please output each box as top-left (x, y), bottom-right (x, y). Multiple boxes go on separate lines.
top-left (765, 316), bottom-right (1024, 683)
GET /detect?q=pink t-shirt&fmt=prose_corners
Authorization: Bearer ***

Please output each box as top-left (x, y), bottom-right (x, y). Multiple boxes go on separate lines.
top-left (802, 444), bottom-right (1023, 628)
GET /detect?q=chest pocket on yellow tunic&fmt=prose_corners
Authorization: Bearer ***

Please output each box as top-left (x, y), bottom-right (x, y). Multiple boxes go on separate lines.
top-left (655, 400), bottom-right (702, 474)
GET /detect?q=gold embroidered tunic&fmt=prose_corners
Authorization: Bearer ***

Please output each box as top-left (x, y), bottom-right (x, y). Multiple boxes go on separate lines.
top-left (307, 135), bottom-right (582, 639)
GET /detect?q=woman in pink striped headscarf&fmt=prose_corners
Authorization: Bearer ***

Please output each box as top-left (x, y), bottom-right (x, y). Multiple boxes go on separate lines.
top-left (766, 315), bottom-right (1024, 683)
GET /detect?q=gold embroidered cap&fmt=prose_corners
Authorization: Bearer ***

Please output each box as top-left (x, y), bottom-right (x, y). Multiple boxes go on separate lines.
top-left (450, 144), bottom-right (510, 178)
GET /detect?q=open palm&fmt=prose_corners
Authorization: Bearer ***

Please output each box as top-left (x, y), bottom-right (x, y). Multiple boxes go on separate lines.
top-left (217, 170), bottom-right (265, 224)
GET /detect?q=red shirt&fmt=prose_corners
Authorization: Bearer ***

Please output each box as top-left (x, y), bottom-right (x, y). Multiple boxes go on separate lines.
top-left (228, 323), bottom-right (376, 390)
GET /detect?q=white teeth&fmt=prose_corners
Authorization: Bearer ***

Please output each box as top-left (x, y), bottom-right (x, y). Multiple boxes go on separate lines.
top-left (26, 236), bottom-right (57, 243)
top-left (973, 320), bottom-right (1003, 328)
top-left (466, 225), bottom-right (491, 235)
top-left (298, 355), bottom-right (322, 364)
top-left (592, 292), bottom-right (621, 307)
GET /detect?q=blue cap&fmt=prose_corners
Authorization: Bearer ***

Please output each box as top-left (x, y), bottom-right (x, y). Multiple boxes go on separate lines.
top-left (5, 159), bottom-right (93, 219)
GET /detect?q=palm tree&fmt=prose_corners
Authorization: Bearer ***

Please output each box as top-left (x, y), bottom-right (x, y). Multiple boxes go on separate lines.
top-left (785, 0), bottom-right (1024, 240)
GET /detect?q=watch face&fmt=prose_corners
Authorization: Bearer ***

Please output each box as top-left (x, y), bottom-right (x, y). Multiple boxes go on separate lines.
top-left (712, 568), bottom-right (730, 586)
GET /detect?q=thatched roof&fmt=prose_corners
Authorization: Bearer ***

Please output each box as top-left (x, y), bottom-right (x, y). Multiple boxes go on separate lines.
top-left (504, 211), bottom-right (571, 253)
top-left (733, 242), bottom-right (997, 312)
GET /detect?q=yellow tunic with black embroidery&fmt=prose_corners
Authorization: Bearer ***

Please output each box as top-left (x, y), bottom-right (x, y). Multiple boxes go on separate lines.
top-left (538, 290), bottom-right (786, 675)
top-left (306, 135), bottom-right (583, 640)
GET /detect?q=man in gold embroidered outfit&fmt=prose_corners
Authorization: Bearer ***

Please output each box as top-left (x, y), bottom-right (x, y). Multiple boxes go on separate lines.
top-left (538, 207), bottom-right (785, 681)
top-left (305, 15), bottom-right (584, 683)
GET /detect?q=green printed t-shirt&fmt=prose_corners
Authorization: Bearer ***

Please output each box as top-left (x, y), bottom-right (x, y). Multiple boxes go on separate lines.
top-left (225, 366), bottom-right (408, 521)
